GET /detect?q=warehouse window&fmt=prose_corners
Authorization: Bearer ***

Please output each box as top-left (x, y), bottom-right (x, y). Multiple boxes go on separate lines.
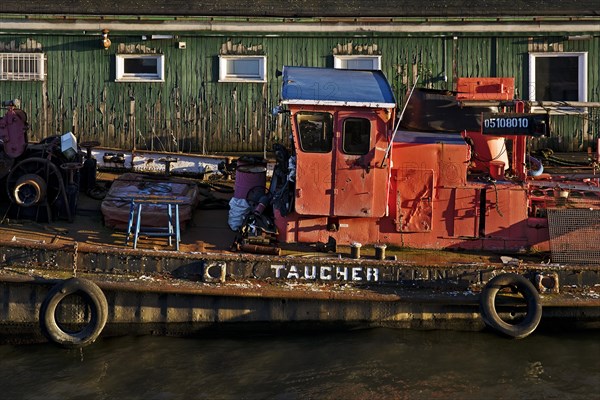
top-left (528, 52), bottom-right (587, 112)
top-left (116, 54), bottom-right (164, 82)
top-left (219, 56), bottom-right (266, 82)
top-left (0, 53), bottom-right (45, 81)
top-left (334, 55), bottom-right (381, 70)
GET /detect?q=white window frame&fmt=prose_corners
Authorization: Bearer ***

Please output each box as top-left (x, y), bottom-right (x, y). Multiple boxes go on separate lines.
top-left (219, 55), bottom-right (267, 83)
top-left (334, 55), bottom-right (381, 70)
top-left (0, 53), bottom-right (45, 81)
top-left (528, 52), bottom-right (587, 113)
top-left (116, 54), bottom-right (165, 82)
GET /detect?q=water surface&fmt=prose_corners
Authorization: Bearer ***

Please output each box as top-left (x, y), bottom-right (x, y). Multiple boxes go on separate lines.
top-left (1, 329), bottom-right (598, 400)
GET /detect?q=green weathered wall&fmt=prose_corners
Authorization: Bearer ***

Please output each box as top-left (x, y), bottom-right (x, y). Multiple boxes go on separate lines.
top-left (0, 32), bottom-right (598, 153)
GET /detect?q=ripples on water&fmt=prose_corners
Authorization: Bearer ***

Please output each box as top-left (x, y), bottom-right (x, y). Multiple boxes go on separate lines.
top-left (0, 329), bottom-right (598, 400)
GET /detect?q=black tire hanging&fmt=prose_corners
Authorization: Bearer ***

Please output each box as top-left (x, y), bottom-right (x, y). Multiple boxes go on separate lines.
top-left (479, 273), bottom-right (542, 339)
top-left (39, 278), bottom-right (108, 348)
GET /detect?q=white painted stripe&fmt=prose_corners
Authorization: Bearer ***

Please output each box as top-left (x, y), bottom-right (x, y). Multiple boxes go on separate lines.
top-left (282, 99), bottom-right (396, 108)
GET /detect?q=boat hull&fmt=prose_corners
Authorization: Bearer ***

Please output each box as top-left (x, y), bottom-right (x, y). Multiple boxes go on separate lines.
top-left (1, 239), bottom-right (599, 345)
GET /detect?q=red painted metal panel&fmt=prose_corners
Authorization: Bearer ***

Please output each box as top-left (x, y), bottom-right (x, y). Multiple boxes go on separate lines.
top-left (297, 216), bottom-right (328, 243)
top-left (395, 169), bottom-right (434, 232)
top-left (439, 187), bottom-right (479, 239)
top-left (483, 185), bottom-right (529, 241)
top-left (294, 153), bottom-right (334, 215)
top-left (456, 77), bottom-right (515, 101)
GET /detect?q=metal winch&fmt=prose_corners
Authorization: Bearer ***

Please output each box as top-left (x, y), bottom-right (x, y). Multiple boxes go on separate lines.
top-left (0, 100), bottom-right (95, 222)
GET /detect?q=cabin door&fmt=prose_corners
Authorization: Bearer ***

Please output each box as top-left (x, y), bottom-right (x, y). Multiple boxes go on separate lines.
top-left (293, 111), bottom-right (335, 216)
top-left (333, 112), bottom-right (388, 217)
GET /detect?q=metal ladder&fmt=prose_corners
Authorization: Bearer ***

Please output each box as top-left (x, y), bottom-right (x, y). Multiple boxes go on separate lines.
top-left (125, 197), bottom-right (181, 251)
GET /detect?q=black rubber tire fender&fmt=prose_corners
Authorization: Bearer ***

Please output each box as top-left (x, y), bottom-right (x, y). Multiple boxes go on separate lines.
top-left (39, 278), bottom-right (108, 348)
top-left (480, 273), bottom-right (542, 339)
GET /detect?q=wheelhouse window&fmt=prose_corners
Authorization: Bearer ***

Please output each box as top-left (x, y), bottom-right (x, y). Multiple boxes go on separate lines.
top-left (116, 54), bottom-right (164, 82)
top-left (528, 52), bottom-right (587, 112)
top-left (219, 56), bottom-right (266, 82)
top-left (0, 53), bottom-right (45, 81)
top-left (296, 112), bottom-right (333, 153)
top-left (334, 55), bottom-right (381, 70)
top-left (342, 118), bottom-right (371, 155)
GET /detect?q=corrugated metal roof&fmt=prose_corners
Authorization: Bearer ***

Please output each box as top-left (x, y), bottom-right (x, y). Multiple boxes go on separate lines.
top-left (0, 1), bottom-right (597, 17)
top-left (281, 66), bottom-right (396, 108)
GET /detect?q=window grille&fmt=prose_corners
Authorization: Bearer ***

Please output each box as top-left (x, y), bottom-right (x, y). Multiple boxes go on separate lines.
top-left (0, 53), bottom-right (45, 81)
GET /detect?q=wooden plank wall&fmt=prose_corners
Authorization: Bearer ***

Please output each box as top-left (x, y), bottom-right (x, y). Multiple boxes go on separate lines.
top-left (0, 32), bottom-right (597, 154)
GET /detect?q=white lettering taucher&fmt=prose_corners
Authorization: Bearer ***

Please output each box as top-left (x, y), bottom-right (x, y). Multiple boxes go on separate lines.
top-left (271, 265), bottom-right (379, 282)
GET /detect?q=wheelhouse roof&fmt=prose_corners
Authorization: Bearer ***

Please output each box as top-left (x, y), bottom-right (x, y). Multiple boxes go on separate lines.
top-left (281, 66), bottom-right (396, 109)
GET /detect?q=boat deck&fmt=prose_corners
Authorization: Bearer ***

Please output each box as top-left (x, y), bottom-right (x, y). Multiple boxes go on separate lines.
top-left (2, 165), bottom-right (598, 265)
top-left (0, 171), bottom-right (527, 271)
top-left (0, 172), bottom-right (237, 254)
top-left (0, 152), bottom-right (599, 267)
top-left (0, 150), bottom-right (599, 268)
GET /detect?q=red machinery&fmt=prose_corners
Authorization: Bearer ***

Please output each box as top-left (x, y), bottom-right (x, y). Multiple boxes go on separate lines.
top-left (0, 100), bottom-right (87, 222)
top-left (269, 67), bottom-right (598, 252)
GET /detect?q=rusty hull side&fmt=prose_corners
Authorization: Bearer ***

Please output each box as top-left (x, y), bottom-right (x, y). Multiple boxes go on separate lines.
top-left (1, 268), bottom-right (599, 345)
top-left (2, 238), bottom-right (600, 289)
top-left (1, 237), bottom-right (600, 344)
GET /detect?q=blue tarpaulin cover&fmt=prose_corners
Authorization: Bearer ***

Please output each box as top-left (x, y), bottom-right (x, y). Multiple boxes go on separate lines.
top-left (281, 66), bottom-right (396, 108)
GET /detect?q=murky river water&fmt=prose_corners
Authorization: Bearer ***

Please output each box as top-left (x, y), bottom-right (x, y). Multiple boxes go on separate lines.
top-left (0, 329), bottom-right (598, 400)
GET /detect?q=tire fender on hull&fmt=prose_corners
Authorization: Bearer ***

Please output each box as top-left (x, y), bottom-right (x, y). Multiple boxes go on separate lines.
top-left (479, 273), bottom-right (542, 339)
top-left (39, 278), bottom-right (108, 348)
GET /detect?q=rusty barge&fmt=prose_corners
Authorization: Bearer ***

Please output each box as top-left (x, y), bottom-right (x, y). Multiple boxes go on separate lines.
top-left (1, 67), bottom-right (600, 348)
